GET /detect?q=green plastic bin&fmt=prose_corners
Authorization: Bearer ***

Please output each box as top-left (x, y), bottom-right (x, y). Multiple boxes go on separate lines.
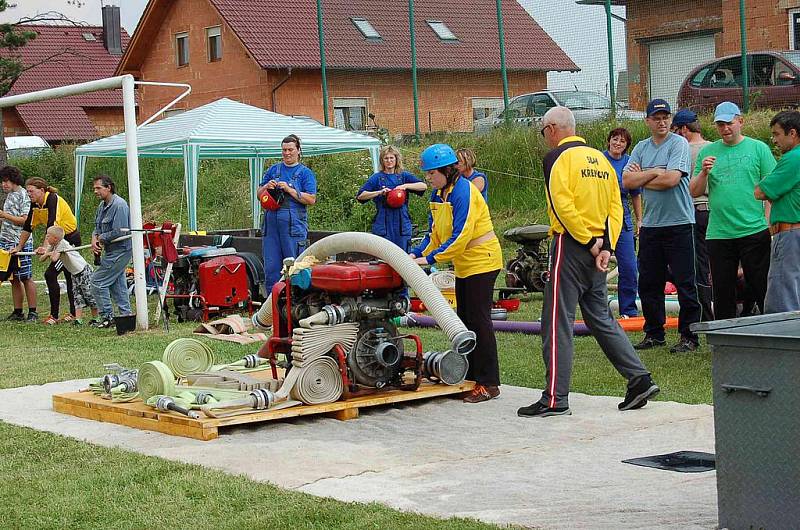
top-left (694, 311), bottom-right (800, 530)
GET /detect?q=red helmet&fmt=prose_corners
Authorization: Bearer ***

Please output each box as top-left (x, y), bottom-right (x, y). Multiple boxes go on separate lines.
top-left (385, 187), bottom-right (407, 209)
top-left (258, 187), bottom-right (285, 211)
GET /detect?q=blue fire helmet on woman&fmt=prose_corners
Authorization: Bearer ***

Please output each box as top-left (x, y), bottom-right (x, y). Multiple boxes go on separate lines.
top-left (420, 143), bottom-right (458, 171)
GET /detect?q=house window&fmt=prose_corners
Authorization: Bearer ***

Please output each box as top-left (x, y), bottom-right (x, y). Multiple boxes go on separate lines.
top-left (426, 20), bottom-right (458, 41)
top-left (351, 18), bottom-right (381, 40)
top-left (207, 26), bottom-right (222, 62)
top-left (176, 32), bottom-right (189, 67)
top-left (471, 97), bottom-right (504, 122)
top-left (333, 98), bottom-right (368, 131)
top-left (790, 9), bottom-right (800, 50)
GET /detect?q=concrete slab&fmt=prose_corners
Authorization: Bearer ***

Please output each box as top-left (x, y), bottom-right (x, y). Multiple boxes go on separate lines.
top-left (0, 381), bottom-right (717, 529)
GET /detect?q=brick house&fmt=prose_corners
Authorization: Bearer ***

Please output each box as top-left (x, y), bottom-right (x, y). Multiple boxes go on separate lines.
top-left (2, 7), bottom-right (131, 142)
top-left (116, 0), bottom-right (577, 134)
top-left (584, 0), bottom-right (800, 109)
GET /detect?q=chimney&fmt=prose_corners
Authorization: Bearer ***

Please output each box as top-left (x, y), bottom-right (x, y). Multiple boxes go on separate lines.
top-left (102, 4), bottom-right (122, 55)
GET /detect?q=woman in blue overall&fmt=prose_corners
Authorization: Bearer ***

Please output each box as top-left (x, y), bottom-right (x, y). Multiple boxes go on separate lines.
top-left (603, 127), bottom-right (642, 318)
top-left (410, 144), bottom-right (504, 404)
top-left (356, 145), bottom-right (427, 252)
top-left (456, 148), bottom-right (489, 204)
top-left (259, 135), bottom-right (317, 293)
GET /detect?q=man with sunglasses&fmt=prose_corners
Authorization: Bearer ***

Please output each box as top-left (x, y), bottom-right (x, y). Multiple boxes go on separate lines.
top-left (623, 99), bottom-right (699, 353)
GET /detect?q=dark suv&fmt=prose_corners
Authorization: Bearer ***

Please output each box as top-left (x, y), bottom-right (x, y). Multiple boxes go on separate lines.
top-left (677, 51), bottom-right (800, 112)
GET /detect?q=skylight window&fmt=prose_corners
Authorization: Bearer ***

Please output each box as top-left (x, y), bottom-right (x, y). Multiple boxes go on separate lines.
top-left (82, 32), bottom-right (96, 41)
top-left (426, 20), bottom-right (458, 41)
top-left (351, 18), bottom-right (381, 40)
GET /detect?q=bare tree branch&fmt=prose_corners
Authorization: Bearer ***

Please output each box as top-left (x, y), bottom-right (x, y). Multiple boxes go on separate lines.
top-left (15, 11), bottom-right (90, 27)
top-left (19, 47), bottom-right (88, 73)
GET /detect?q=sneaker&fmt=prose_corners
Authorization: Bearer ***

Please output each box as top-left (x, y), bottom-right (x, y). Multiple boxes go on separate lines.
top-left (619, 375), bottom-right (660, 411)
top-left (71, 318), bottom-right (85, 326)
top-left (463, 384), bottom-right (500, 403)
top-left (42, 315), bottom-right (58, 325)
top-left (633, 336), bottom-right (666, 350)
top-left (517, 402), bottom-right (571, 418)
top-left (670, 338), bottom-right (699, 353)
top-left (26, 311), bottom-right (38, 323)
top-left (6, 312), bottom-right (24, 322)
top-left (92, 317), bottom-right (115, 329)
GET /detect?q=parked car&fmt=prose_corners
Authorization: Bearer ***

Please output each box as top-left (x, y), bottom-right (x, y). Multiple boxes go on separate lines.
top-left (677, 51), bottom-right (800, 112)
top-left (475, 90), bottom-right (644, 133)
top-left (5, 136), bottom-right (51, 159)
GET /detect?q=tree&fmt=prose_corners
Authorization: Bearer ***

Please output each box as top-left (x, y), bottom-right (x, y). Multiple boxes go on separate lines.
top-left (0, 1), bottom-right (36, 167)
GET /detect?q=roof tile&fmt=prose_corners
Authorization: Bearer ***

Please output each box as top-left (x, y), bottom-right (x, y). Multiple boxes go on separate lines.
top-left (208, 0), bottom-right (576, 71)
top-left (3, 24), bottom-right (130, 140)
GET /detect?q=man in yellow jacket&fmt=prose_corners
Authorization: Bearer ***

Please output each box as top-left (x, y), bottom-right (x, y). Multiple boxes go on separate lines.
top-left (517, 106), bottom-right (660, 418)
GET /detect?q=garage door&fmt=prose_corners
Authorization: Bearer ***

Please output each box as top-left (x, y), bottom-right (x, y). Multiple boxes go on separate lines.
top-left (649, 35), bottom-right (716, 107)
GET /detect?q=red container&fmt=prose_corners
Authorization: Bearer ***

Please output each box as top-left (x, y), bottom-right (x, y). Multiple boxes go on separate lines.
top-left (494, 298), bottom-right (521, 312)
top-left (310, 261), bottom-right (403, 295)
top-left (410, 298), bottom-right (425, 312)
top-left (198, 255), bottom-right (250, 307)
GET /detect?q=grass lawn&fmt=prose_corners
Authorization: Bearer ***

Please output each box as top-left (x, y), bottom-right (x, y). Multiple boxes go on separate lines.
top-left (0, 283), bottom-right (712, 528)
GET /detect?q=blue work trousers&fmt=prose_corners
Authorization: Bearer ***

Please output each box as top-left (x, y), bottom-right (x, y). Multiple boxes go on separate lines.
top-left (263, 209), bottom-right (306, 293)
top-left (91, 252), bottom-right (132, 319)
top-left (615, 229), bottom-right (639, 317)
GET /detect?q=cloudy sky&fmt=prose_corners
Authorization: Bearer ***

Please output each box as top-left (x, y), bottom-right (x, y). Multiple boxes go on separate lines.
top-left (1, 0), bottom-right (626, 95)
top-left (0, 0), bottom-right (147, 34)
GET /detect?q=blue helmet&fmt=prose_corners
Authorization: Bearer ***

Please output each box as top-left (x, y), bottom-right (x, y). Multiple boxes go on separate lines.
top-left (419, 143), bottom-right (458, 171)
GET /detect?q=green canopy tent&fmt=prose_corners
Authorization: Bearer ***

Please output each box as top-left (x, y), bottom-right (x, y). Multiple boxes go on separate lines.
top-left (74, 98), bottom-right (382, 230)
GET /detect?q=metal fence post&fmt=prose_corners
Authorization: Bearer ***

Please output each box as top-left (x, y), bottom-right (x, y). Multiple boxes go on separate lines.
top-left (605, 0), bottom-right (616, 115)
top-left (496, 0), bottom-right (510, 124)
top-left (739, 0), bottom-right (749, 112)
top-left (316, 0), bottom-right (330, 126)
top-left (408, 0), bottom-right (421, 138)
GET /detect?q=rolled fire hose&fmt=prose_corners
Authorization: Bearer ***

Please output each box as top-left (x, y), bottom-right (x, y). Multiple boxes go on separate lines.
top-left (138, 360), bottom-right (177, 402)
top-left (252, 232), bottom-right (476, 355)
top-left (429, 270), bottom-right (456, 291)
top-left (162, 338), bottom-right (215, 378)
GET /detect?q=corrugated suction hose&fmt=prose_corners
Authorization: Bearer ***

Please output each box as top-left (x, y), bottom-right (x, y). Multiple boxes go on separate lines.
top-left (253, 232), bottom-right (476, 355)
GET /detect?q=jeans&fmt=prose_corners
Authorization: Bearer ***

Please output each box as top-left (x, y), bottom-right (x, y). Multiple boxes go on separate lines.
top-left (615, 229), bottom-right (639, 317)
top-left (91, 251), bottom-right (132, 318)
top-left (764, 229), bottom-right (800, 313)
top-left (638, 224), bottom-right (701, 342)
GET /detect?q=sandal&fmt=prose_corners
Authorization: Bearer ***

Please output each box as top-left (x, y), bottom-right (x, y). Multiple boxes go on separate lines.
top-left (42, 315), bottom-right (58, 325)
top-left (60, 314), bottom-right (76, 323)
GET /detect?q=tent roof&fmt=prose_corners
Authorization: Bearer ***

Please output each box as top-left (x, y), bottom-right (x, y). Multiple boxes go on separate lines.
top-left (75, 98), bottom-right (381, 158)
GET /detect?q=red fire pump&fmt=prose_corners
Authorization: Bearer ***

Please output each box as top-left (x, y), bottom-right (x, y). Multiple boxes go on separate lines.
top-left (258, 260), bottom-right (452, 399)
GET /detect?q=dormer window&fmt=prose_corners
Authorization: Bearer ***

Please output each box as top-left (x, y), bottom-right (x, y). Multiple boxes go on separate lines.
top-left (426, 20), bottom-right (458, 41)
top-left (351, 18), bottom-right (381, 40)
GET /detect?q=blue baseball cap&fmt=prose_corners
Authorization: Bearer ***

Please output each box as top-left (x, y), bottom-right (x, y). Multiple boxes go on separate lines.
top-left (646, 99), bottom-right (671, 117)
top-left (672, 109), bottom-right (698, 127)
top-left (714, 101), bottom-right (742, 122)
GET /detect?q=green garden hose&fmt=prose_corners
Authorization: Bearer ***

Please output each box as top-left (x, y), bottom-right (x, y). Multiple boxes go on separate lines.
top-left (162, 338), bottom-right (215, 378)
top-left (138, 361), bottom-right (176, 402)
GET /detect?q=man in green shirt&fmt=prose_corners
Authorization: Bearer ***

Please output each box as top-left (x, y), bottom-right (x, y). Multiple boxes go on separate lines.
top-left (755, 110), bottom-right (800, 313)
top-left (690, 102), bottom-right (775, 319)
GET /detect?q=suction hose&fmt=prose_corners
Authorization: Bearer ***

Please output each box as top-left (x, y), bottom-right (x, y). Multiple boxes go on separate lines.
top-left (252, 232), bottom-right (476, 355)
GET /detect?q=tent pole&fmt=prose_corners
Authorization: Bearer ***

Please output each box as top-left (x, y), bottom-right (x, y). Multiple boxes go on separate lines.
top-left (122, 75), bottom-right (149, 330)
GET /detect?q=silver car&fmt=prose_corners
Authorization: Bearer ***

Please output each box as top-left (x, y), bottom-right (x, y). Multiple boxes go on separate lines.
top-left (476, 90), bottom-right (644, 132)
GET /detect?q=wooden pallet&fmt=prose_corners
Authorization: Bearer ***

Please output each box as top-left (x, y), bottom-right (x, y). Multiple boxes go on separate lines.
top-left (52, 381), bottom-right (475, 441)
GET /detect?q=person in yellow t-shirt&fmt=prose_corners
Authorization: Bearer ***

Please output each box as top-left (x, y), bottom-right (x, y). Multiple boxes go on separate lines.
top-left (410, 143), bottom-right (503, 404)
top-left (13, 177), bottom-right (80, 324)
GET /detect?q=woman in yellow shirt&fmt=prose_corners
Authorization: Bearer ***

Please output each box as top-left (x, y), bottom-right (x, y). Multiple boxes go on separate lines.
top-left (14, 177), bottom-right (80, 324)
top-left (410, 144), bottom-right (503, 403)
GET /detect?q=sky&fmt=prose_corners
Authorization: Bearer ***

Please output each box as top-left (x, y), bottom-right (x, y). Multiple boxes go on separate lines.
top-left (0, 0), bottom-right (148, 34)
top-left (1, 0), bottom-right (625, 96)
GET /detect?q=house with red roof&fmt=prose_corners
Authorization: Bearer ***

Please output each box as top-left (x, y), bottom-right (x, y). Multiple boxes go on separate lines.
top-left (117, 0), bottom-right (576, 134)
top-left (2, 6), bottom-right (131, 143)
